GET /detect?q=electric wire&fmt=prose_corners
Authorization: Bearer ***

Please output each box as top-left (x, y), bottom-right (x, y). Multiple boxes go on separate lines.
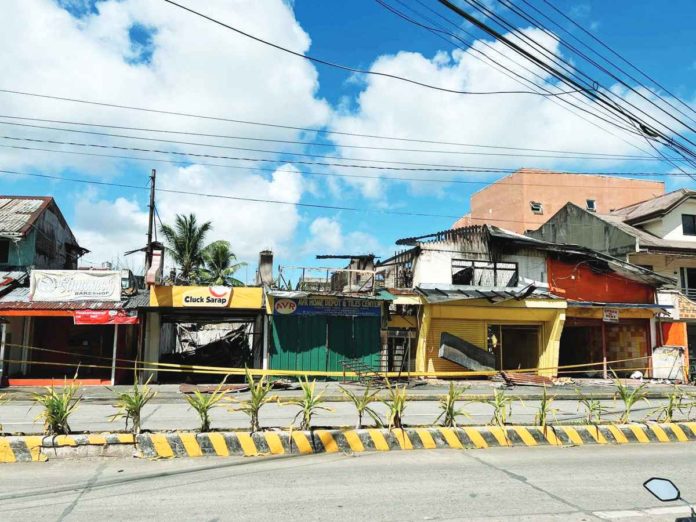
top-left (1, 143), bottom-right (686, 188)
top-left (160, 0), bottom-right (582, 97)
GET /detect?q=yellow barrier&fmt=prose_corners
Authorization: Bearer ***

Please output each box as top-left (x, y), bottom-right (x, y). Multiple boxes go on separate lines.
top-left (0, 340), bottom-right (656, 379)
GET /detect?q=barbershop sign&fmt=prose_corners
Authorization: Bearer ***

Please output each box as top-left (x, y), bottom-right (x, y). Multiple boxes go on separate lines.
top-left (30, 270), bottom-right (121, 302)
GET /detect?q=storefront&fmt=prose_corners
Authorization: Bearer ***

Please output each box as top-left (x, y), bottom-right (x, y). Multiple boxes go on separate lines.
top-left (0, 270), bottom-right (140, 386)
top-left (414, 286), bottom-right (566, 377)
top-left (143, 285), bottom-right (265, 383)
top-left (266, 291), bottom-right (386, 375)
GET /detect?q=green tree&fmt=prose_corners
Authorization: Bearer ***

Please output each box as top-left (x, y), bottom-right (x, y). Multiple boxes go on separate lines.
top-left (160, 213), bottom-right (212, 283)
top-left (198, 240), bottom-right (247, 286)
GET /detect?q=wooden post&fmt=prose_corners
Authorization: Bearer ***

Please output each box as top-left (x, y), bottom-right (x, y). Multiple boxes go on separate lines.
top-left (601, 320), bottom-right (608, 379)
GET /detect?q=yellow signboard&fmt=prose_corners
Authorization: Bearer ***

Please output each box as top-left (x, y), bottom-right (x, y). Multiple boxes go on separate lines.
top-left (149, 286), bottom-right (263, 309)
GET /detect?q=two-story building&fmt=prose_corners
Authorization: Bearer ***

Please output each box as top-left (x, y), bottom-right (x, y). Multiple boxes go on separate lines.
top-left (529, 189), bottom-right (696, 370)
top-left (378, 225), bottom-right (671, 377)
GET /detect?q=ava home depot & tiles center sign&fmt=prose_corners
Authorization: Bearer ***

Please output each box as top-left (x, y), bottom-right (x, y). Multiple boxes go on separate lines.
top-left (273, 297), bottom-right (381, 317)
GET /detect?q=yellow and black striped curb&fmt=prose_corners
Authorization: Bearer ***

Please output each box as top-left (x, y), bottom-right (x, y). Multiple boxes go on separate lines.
top-left (135, 422), bottom-right (696, 459)
top-left (4, 423), bottom-right (696, 462)
top-left (0, 433), bottom-right (135, 463)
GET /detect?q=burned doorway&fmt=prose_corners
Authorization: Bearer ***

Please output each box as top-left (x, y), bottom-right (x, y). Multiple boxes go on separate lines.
top-left (157, 311), bottom-right (261, 383)
top-left (487, 324), bottom-right (540, 371)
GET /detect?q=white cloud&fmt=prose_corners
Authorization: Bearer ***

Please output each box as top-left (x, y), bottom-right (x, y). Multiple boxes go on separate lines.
top-left (0, 0), bottom-right (330, 269)
top-left (73, 164), bottom-right (305, 274)
top-left (303, 217), bottom-right (383, 256)
top-left (327, 27), bottom-right (662, 199)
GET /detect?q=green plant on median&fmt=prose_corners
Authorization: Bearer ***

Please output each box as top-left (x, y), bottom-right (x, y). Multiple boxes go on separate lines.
top-left (185, 376), bottom-right (229, 432)
top-left (229, 368), bottom-right (277, 432)
top-left (434, 382), bottom-right (470, 428)
top-left (339, 383), bottom-right (382, 429)
top-left (485, 388), bottom-right (513, 428)
top-left (287, 377), bottom-right (333, 430)
top-left (612, 371), bottom-right (649, 424)
top-left (108, 376), bottom-right (157, 434)
top-left (534, 386), bottom-right (559, 431)
top-left (576, 389), bottom-right (609, 425)
top-left (33, 379), bottom-right (81, 435)
top-left (648, 385), bottom-right (690, 423)
top-left (382, 379), bottom-right (408, 429)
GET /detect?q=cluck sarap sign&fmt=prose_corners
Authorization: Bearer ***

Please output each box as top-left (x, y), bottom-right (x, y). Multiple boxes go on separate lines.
top-left (30, 270), bottom-right (121, 302)
top-left (181, 286), bottom-right (232, 307)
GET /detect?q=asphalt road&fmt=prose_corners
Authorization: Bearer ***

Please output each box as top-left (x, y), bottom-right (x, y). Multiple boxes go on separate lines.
top-left (2, 445), bottom-right (695, 521)
top-left (0, 397), bottom-right (682, 434)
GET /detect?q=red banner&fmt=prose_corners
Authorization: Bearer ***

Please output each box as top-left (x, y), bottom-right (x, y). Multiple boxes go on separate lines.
top-left (73, 310), bottom-right (139, 325)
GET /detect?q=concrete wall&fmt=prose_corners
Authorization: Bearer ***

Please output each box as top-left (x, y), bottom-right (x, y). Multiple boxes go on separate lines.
top-left (529, 204), bottom-right (637, 260)
top-left (465, 170), bottom-right (664, 233)
top-left (640, 200), bottom-right (696, 242)
top-left (411, 240), bottom-right (548, 287)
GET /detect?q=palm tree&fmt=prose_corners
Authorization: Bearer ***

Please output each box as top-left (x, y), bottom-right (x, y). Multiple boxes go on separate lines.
top-left (198, 240), bottom-right (247, 286)
top-left (160, 214), bottom-right (212, 283)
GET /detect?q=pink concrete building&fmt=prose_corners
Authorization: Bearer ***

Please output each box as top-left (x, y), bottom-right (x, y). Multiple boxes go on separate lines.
top-left (452, 169), bottom-right (665, 233)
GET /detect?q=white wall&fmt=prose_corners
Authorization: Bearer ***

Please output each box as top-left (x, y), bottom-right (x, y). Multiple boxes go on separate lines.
top-left (641, 199), bottom-right (696, 242)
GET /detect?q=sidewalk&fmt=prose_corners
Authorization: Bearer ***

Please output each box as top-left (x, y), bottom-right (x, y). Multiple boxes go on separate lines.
top-left (1, 378), bottom-right (693, 402)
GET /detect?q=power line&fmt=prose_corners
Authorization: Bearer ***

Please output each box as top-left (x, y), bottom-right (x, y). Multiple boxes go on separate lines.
top-left (0, 87), bottom-right (665, 159)
top-left (2, 168), bottom-right (644, 227)
top-left (0, 144), bottom-right (688, 190)
top-left (0, 168), bottom-right (461, 219)
top-left (0, 113), bottom-right (666, 161)
top-left (2, 141), bottom-right (690, 181)
top-left (538, 0), bottom-right (696, 121)
top-left (3, 135), bottom-right (691, 178)
top-left (160, 0), bottom-right (582, 98)
top-left (0, 119), bottom-right (682, 165)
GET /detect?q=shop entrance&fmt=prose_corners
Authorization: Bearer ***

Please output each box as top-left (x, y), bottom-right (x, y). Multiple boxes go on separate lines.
top-left (487, 324), bottom-right (540, 371)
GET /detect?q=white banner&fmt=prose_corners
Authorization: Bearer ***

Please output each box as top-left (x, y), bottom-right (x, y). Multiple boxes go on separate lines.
top-left (30, 270), bottom-right (121, 302)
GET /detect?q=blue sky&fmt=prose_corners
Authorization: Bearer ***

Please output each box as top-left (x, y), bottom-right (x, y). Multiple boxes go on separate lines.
top-left (0, 0), bottom-right (694, 280)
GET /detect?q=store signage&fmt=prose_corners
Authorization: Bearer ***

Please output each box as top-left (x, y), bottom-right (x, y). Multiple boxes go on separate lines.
top-left (181, 286), bottom-right (232, 307)
top-left (73, 310), bottom-right (138, 325)
top-left (603, 308), bottom-right (619, 323)
top-left (30, 270), bottom-right (121, 302)
top-left (272, 297), bottom-right (381, 317)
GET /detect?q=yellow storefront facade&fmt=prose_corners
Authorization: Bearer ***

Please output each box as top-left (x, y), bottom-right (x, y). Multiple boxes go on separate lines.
top-left (415, 297), bottom-right (566, 377)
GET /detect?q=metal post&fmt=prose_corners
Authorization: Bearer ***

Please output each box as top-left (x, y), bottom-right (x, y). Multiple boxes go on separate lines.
top-left (262, 316), bottom-right (269, 370)
top-left (0, 322), bottom-right (7, 385)
top-left (145, 169), bottom-right (156, 272)
top-left (111, 324), bottom-right (119, 386)
top-left (601, 320), bottom-right (608, 379)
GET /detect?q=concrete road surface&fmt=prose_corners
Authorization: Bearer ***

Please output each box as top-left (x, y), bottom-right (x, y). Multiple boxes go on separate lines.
top-left (2, 444), bottom-right (695, 521)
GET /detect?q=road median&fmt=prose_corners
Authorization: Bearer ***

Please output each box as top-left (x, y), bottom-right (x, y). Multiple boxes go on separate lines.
top-left (3, 422), bottom-right (696, 463)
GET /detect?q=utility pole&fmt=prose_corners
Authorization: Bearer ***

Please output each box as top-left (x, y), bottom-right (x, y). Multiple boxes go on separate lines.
top-left (145, 168), bottom-right (156, 272)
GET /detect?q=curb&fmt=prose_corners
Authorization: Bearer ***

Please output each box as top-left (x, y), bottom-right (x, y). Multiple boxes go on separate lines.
top-left (3, 423), bottom-right (696, 462)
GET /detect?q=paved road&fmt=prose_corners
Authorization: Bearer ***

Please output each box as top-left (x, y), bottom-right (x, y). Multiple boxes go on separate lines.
top-left (1, 445), bottom-right (695, 521)
top-left (1, 397), bottom-right (681, 433)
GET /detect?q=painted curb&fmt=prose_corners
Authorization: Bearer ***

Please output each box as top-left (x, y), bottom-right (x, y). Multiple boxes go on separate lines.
top-left (3, 423), bottom-right (696, 462)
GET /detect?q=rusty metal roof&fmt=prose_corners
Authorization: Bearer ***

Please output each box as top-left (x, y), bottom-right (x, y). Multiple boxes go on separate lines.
top-left (0, 271), bottom-right (28, 287)
top-left (0, 196), bottom-right (52, 237)
top-left (610, 189), bottom-right (695, 224)
top-left (0, 286), bottom-right (147, 311)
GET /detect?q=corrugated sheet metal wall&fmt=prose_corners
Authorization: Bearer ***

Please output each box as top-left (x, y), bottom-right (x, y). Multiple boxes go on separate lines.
top-left (426, 319), bottom-right (487, 373)
top-left (270, 315), bottom-right (381, 373)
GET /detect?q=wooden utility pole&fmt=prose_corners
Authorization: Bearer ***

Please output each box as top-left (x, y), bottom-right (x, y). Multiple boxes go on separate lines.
top-left (145, 169), bottom-right (156, 271)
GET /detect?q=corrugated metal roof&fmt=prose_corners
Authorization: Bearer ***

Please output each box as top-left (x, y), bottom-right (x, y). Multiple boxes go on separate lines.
top-left (0, 197), bottom-right (51, 236)
top-left (416, 284), bottom-right (557, 304)
top-left (594, 213), bottom-right (696, 253)
top-left (0, 286), bottom-right (148, 311)
top-left (0, 271), bottom-right (28, 287)
top-left (610, 189), bottom-right (693, 223)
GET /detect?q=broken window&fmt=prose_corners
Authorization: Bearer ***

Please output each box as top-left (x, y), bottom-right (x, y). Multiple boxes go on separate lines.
top-left (451, 259), bottom-right (518, 286)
